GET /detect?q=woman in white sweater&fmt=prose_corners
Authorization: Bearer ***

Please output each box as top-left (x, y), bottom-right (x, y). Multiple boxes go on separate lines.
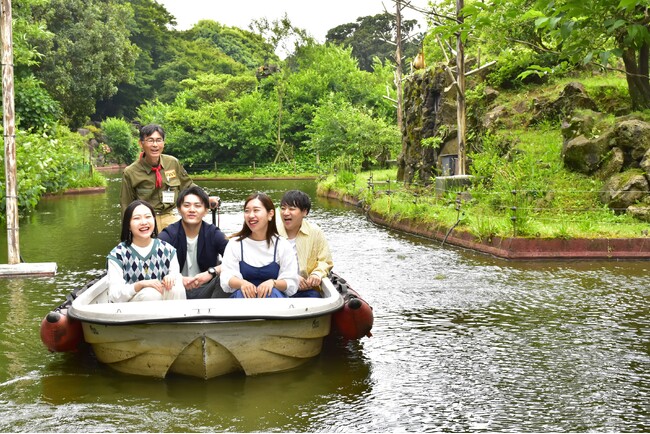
top-left (107, 200), bottom-right (186, 302)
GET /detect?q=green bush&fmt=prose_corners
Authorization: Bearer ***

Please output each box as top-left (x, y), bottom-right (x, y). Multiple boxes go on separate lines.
top-left (14, 76), bottom-right (61, 132)
top-left (0, 126), bottom-right (105, 218)
top-left (101, 117), bottom-right (138, 164)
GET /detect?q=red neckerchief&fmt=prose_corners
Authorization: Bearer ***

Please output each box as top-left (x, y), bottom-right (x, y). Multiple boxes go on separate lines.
top-left (142, 152), bottom-right (163, 188)
top-left (151, 165), bottom-right (163, 188)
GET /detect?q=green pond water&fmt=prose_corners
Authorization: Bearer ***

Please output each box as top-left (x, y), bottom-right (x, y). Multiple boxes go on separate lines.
top-left (0, 176), bottom-right (647, 432)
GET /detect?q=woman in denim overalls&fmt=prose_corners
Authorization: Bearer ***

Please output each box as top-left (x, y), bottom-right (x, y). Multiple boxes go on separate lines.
top-left (220, 193), bottom-right (299, 298)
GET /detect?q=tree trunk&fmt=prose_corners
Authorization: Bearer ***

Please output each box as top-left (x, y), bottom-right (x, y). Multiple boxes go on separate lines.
top-left (622, 43), bottom-right (650, 110)
top-left (395, 0), bottom-right (403, 132)
top-left (455, 0), bottom-right (466, 175)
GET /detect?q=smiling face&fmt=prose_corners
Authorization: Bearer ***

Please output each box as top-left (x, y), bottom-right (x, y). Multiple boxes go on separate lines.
top-left (280, 204), bottom-right (308, 238)
top-left (244, 198), bottom-right (274, 240)
top-left (139, 131), bottom-right (165, 166)
top-left (178, 193), bottom-right (207, 227)
top-left (129, 204), bottom-right (156, 246)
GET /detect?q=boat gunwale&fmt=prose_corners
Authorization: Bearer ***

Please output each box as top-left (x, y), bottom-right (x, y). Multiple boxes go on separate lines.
top-left (69, 275), bottom-right (345, 325)
top-left (72, 311), bottom-right (338, 326)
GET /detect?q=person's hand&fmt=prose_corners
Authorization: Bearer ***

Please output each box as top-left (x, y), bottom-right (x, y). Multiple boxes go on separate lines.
top-left (298, 274), bottom-right (321, 290)
top-left (137, 279), bottom-right (165, 294)
top-left (209, 196), bottom-right (221, 210)
top-left (305, 274), bottom-right (322, 289)
top-left (256, 279), bottom-right (275, 298)
top-left (239, 279), bottom-right (257, 298)
top-left (162, 275), bottom-right (175, 291)
top-left (183, 275), bottom-right (199, 291)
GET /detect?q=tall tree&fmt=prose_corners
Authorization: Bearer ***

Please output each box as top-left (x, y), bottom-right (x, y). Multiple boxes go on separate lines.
top-left (95, 0), bottom-right (177, 120)
top-left (249, 13), bottom-right (312, 58)
top-left (32, 0), bottom-right (138, 127)
top-left (184, 20), bottom-right (278, 69)
top-left (326, 12), bottom-right (421, 72)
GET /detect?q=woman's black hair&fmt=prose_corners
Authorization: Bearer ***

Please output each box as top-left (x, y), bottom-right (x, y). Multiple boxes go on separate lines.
top-left (121, 200), bottom-right (158, 245)
top-left (232, 192), bottom-right (277, 246)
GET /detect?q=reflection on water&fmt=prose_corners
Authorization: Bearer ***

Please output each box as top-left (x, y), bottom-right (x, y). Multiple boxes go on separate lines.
top-left (0, 176), bottom-right (648, 432)
top-left (30, 339), bottom-right (372, 432)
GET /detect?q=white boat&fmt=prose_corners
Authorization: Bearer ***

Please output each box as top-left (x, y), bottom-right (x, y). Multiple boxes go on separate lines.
top-left (66, 275), bottom-right (345, 379)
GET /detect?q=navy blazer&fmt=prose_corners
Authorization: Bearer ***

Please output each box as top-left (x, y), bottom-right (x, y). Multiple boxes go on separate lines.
top-left (158, 220), bottom-right (228, 272)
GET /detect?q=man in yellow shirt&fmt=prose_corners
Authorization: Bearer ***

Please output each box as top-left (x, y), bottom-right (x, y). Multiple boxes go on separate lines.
top-left (277, 190), bottom-right (333, 298)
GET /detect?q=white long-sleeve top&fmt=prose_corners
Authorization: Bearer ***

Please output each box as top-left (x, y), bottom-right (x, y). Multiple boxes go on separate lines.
top-left (220, 236), bottom-right (299, 297)
top-left (107, 240), bottom-right (184, 302)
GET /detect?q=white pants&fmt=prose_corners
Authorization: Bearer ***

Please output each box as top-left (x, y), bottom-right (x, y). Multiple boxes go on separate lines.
top-left (131, 284), bottom-right (186, 301)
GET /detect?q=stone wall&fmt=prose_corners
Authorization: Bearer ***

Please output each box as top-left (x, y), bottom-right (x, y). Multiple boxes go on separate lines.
top-left (397, 66), bottom-right (457, 184)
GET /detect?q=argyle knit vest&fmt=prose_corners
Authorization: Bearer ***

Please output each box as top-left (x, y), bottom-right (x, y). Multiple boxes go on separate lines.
top-left (107, 238), bottom-right (177, 283)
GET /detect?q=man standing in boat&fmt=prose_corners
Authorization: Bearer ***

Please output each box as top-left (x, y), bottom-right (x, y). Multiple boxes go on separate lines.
top-left (158, 186), bottom-right (229, 299)
top-left (120, 123), bottom-right (218, 230)
top-left (277, 190), bottom-right (333, 298)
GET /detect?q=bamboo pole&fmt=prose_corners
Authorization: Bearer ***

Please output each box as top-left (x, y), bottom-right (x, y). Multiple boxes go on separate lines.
top-left (1, 0), bottom-right (19, 264)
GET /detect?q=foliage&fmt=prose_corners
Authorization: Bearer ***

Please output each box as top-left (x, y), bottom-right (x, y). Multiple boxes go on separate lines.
top-left (152, 37), bottom-right (248, 103)
top-left (179, 73), bottom-right (258, 104)
top-left (249, 13), bottom-right (313, 58)
top-left (101, 118), bottom-right (138, 164)
top-left (14, 76), bottom-right (62, 132)
top-left (138, 84), bottom-right (278, 166)
top-left (283, 43), bottom-right (397, 147)
top-left (184, 20), bottom-right (278, 70)
top-left (31, 0), bottom-right (138, 128)
top-left (0, 127), bottom-right (105, 217)
top-left (524, 0), bottom-right (650, 109)
top-left (304, 95), bottom-right (401, 170)
top-left (95, 0), bottom-right (177, 120)
top-left (326, 12), bottom-right (422, 72)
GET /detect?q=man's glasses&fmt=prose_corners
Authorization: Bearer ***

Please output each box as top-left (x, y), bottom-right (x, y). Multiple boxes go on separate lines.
top-left (144, 138), bottom-right (164, 144)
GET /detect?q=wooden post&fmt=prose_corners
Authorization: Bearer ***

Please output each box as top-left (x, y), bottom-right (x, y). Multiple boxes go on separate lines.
top-left (394, 0), bottom-right (403, 131)
top-left (1, 0), bottom-right (19, 264)
top-left (455, 0), bottom-right (466, 176)
top-left (0, 0), bottom-right (55, 276)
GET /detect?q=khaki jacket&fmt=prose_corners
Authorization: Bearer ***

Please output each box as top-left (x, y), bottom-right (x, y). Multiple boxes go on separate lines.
top-left (120, 154), bottom-right (196, 216)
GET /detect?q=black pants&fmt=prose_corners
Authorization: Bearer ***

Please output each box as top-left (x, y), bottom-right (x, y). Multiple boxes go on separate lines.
top-left (185, 276), bottom-right (228, 299)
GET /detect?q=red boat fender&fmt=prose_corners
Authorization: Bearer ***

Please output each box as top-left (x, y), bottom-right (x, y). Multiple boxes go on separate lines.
top-left (333, 294), bottom-right (374, 340)
top-left (40, 309), bottom-right (84, 352)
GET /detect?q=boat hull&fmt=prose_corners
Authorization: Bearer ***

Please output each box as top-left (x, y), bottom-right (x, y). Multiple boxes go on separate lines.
top-left (82, 315), bottom-right (331, 379)
top-left (68, 275), bottom-right (343, 379)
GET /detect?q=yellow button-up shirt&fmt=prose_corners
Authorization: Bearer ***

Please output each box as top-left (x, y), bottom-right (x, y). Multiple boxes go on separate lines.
top-left (277, 218), bottom-right (333, 281)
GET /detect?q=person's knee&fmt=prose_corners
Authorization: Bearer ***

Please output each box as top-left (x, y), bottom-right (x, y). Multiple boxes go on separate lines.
top-left (132, 287), bottom-right (162, 302)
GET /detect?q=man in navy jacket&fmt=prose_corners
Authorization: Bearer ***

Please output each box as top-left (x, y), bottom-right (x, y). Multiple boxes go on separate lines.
top-left (159, 186), bottom-right (229, 298)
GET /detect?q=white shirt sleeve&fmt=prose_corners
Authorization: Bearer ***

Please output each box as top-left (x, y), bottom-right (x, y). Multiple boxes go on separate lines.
top-left (169, 255), bottom-right (185, 293)
top-left (276, 237), bottom-right (299, 297)
top-left (107, 258), bottom-right (136, 303)
top-left (220, 239), bottom-right (242, 293)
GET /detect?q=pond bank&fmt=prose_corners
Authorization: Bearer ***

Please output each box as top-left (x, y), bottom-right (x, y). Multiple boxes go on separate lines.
top-left (43, 186), bottom-right (106, 197)
top-left (322, 190), bottom-right (650, 260)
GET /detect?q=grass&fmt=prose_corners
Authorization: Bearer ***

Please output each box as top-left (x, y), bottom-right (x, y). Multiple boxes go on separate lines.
top-left (317, 72), bottom-right (650, 239)
top-left (191, 160), bottom-right (320, 179)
